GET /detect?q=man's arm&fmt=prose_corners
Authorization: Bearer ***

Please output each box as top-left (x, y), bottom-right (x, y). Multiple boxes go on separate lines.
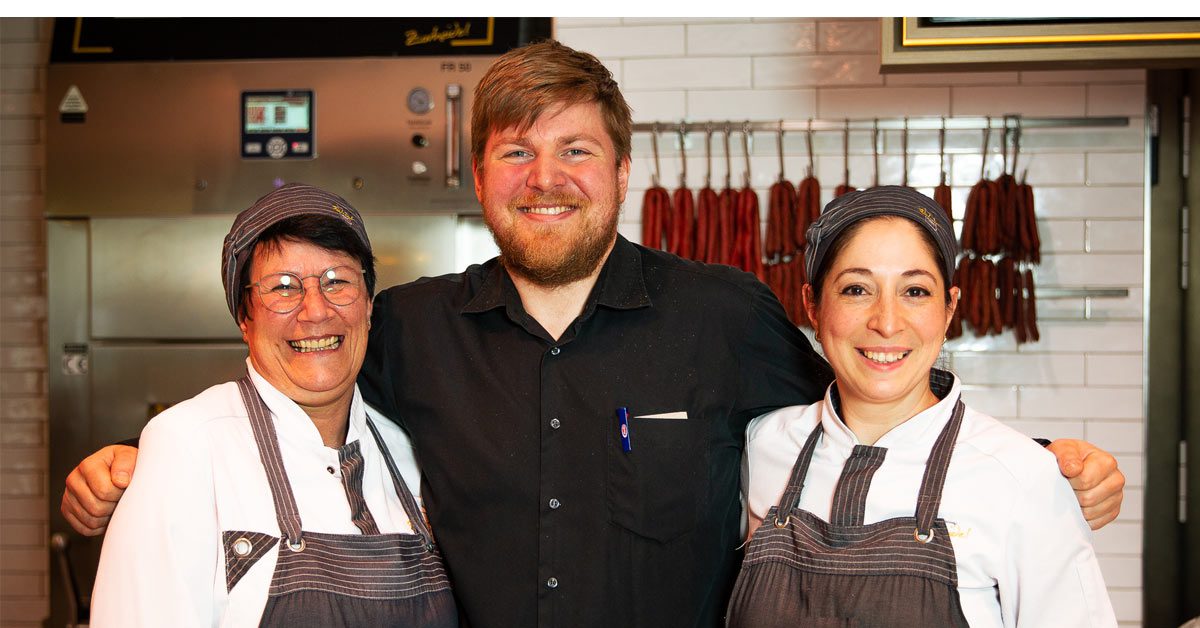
top-left (61, 444), bottom-right (138, 536)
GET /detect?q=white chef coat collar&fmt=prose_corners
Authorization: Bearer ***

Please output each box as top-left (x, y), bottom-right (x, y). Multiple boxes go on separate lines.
top-left (244, 358), bottom-right (366, 447)
top-left (817, 368), bottom-right (962, 449)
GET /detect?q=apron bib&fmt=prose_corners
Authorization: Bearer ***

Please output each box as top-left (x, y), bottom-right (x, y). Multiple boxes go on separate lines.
top-left (727, 399), bottom-right (971, 628)
top-left (223, 376), bottom-right (458, 627)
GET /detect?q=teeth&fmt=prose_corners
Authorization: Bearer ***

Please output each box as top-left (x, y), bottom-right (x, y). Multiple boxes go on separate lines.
top-left (522, 206), bottom-right (572, 215)
top-left (862, 350), bottom-right (909, 364)
top-left (289, 336), bottom-right (341, 353)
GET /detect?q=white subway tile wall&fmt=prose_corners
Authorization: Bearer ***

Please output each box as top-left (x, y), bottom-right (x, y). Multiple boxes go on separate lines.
top-left (1, 17), bottom-right (50, 628)
top-left (557, 17), bottom-right (1146, 625)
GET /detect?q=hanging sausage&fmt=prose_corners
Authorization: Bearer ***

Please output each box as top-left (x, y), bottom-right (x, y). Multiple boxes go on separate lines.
top-left (764, 124), bottom-right (795, 263)
top-left (1012, 120), bottom-right (1041, 342)
top-left (795, 120), bottom-right (821, 252)
top-left (640, 126), bottom-right (672, 250)
top-left (1012, 121), bottom-right (1042, 265)
top-left (733, 123), bottom-right (764, 281)
top-left (959, 121), bottom-right (999, 336)
top-left (995, 119), bottom-right (1020, 258)
top-left (716, 125), bottom-right (737, 266)
top-left (669, 125), bottom-right (695, 259)
top-left (763, 123), bottom-right (807, 325)
top-left (695, 125), bottom-right (718, 263)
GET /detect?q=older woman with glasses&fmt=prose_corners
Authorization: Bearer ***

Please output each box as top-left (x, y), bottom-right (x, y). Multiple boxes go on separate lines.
top-left (89, 184), bottom-right (457, 627)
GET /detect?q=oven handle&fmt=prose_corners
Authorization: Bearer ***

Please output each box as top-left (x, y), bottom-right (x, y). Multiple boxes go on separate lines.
top-left (51, 532), bottom-right (88, 627)
top-left (446, 83), bottom-right (462, 189)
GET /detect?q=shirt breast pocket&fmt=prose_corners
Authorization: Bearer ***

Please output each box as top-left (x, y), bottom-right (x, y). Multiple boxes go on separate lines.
top-left (605, 414), bottom-right (711, 543)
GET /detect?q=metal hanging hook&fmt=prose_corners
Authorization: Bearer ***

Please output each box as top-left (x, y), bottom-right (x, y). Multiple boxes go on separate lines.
top-left (805, 118), bottom-right (815, 179)
top-left (902, 117), bottom-right (910, 187)
top-left (723, 122), bottom-right (732, 189)
top-left (979, 116), bottom-right (991, 180)
top-left (873, 117), bottom-right (883, 187)
top-left (776, 120), bottom-right (786, 183)
top-left (741, 120), bottom-right (753, 189)
top-left (704, 123), bottom-right (713, 189)
top-left (842, 118), bottom-right (850, 187)
top-left (651, 123), bottom-right (662, 188)
top-left (938, 117), bottom-right (947, 186)
top-left (1014, 115), bottom-right (1024, 183)
top-left (1000, 115), bottom-right (1010, 177)
top-left (677, 123), bottom-right (688, 188)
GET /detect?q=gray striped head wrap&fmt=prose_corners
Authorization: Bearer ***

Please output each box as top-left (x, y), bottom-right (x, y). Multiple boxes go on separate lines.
top-left (804, 185), bottom-right (958, 286)
top-left (221, 183), bottom-right (371, 321)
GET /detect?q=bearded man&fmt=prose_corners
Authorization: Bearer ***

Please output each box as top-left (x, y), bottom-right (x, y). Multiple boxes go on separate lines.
top-left (63, 40), bottom-right (1125, 628)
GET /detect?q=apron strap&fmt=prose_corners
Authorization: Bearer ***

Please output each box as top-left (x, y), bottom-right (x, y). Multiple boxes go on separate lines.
top-left (236, 376), bottom-right (304, 547)
top-left (772, 421), bottom-right (824, 527)
top-left (362, 417), bottom-right (436, 548)
top-left (914, 398), bottom-right (966, 538)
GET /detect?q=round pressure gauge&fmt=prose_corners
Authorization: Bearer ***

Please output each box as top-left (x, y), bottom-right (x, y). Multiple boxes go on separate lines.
top-left (407, 87), bottom-right (433, 114)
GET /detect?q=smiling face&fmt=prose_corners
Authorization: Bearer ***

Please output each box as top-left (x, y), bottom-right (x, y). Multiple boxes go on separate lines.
top-left (473, 101), bottom-right (630, 287)
top-left (804, 217), bottom-right (959, 418)
top-left (238, 238), bottom-right (371, 417)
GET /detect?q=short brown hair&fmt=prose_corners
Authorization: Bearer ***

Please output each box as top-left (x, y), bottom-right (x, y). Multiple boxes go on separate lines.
top-left (471, 40), bottom-right (632, 168)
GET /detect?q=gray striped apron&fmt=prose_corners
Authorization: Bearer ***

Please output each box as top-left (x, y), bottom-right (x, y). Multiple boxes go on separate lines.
top-left (223, 376), bottom-right (458, 627)
top-left (726, 397), bottom-right (971, 628)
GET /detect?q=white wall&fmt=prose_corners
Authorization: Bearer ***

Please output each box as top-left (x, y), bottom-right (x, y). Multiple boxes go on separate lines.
top-left (558, 17), bottom-right (1146, 626)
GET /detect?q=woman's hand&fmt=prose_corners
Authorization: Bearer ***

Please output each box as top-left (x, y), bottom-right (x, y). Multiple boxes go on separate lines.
top-left (60, 444), bottom-right (139, 535)
top-left (1046, 439), bottom-right (1125, 530)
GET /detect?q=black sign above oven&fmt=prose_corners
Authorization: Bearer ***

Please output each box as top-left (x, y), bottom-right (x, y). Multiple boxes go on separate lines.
top-left (50, 17), bottom-right (553, 63)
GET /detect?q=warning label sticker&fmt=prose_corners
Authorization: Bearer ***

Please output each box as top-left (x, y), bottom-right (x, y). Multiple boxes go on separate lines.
top-left (59, 85), bottom-right (88, 113)
top-left (59, 85), bottom-right (88, 123)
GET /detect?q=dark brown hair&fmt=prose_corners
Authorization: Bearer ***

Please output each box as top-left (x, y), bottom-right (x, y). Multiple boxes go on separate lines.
top-left (471, 40), bottom-right (632, 168)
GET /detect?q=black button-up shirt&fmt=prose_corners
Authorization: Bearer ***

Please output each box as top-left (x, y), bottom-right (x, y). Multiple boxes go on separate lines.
top-left (359, 236), bottom-right (833, 628)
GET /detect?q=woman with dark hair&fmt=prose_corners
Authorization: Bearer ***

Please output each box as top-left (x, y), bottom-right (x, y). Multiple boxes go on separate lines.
top-left (90, 184), bottom-right (457, 627)
top-left (727, 187), bottom-right (1115, 627)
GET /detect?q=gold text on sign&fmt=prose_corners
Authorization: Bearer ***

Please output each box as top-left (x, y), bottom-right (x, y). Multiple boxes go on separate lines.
top-left (405, 22), bottom-right (472, 47)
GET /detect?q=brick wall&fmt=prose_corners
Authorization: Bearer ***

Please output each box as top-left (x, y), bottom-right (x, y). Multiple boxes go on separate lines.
top-left (558, 17), bottom-right (1146, 626)
top-left (0, 16), bottom-right (50, 628)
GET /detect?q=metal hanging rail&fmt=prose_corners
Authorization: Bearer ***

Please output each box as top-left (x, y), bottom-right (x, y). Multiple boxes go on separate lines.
top-left (631, 115), bottom-right (1129, 134)
top-left (1035, 287), bottom-right (1129, 300)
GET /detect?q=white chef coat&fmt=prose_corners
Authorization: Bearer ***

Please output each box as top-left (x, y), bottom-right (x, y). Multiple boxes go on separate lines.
top-left (90, 360), bottom-right (423, 628)
top-left (744, 375), bottom-right (1116, 628)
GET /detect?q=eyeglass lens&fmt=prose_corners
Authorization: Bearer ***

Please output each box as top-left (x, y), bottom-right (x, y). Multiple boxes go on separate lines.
top-left (254, 266), bottom-right (363, 313)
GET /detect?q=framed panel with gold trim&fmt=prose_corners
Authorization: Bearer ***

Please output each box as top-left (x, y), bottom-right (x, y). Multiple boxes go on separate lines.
top-left (882, 17), bottom-right (1200, 72)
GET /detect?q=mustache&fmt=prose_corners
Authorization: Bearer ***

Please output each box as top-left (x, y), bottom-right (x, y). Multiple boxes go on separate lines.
top-left (506, 193), bottom-right (588, 211)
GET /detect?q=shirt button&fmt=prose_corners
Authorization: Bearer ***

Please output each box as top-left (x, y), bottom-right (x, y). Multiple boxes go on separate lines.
top-left (548, 498), bottom-right (561, 509)
top-left (546, 577), bottom-right (558, 589)
top-left (549, 346), bottom-right (561, 356)
top-left (550, 418), bottom-right (561, 429)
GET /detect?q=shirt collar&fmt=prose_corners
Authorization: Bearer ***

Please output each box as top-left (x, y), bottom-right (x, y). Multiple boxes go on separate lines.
top-left (819, 368), bottom-right (961, 449)
top-left (245, 358), bottom-right (365, 447)
top-left (460, 235), bottom-right (652, 316)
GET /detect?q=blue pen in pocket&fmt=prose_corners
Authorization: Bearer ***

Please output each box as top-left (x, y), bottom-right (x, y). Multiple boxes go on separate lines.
top-left (616, 407), bottom-right (632, 452)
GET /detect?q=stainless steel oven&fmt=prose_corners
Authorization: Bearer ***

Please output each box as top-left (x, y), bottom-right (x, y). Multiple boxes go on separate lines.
top-left (44, 18), bottom-right (550, 626)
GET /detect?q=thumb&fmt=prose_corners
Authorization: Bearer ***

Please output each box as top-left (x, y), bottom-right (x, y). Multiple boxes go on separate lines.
top-left (1048, 439), bottom-right (1084, 478)
top-left (110, 445), bottom-right (139, 488)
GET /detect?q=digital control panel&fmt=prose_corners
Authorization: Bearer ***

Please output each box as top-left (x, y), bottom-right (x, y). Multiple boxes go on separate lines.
top-left (241, 90), bottom-right (314, 159)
